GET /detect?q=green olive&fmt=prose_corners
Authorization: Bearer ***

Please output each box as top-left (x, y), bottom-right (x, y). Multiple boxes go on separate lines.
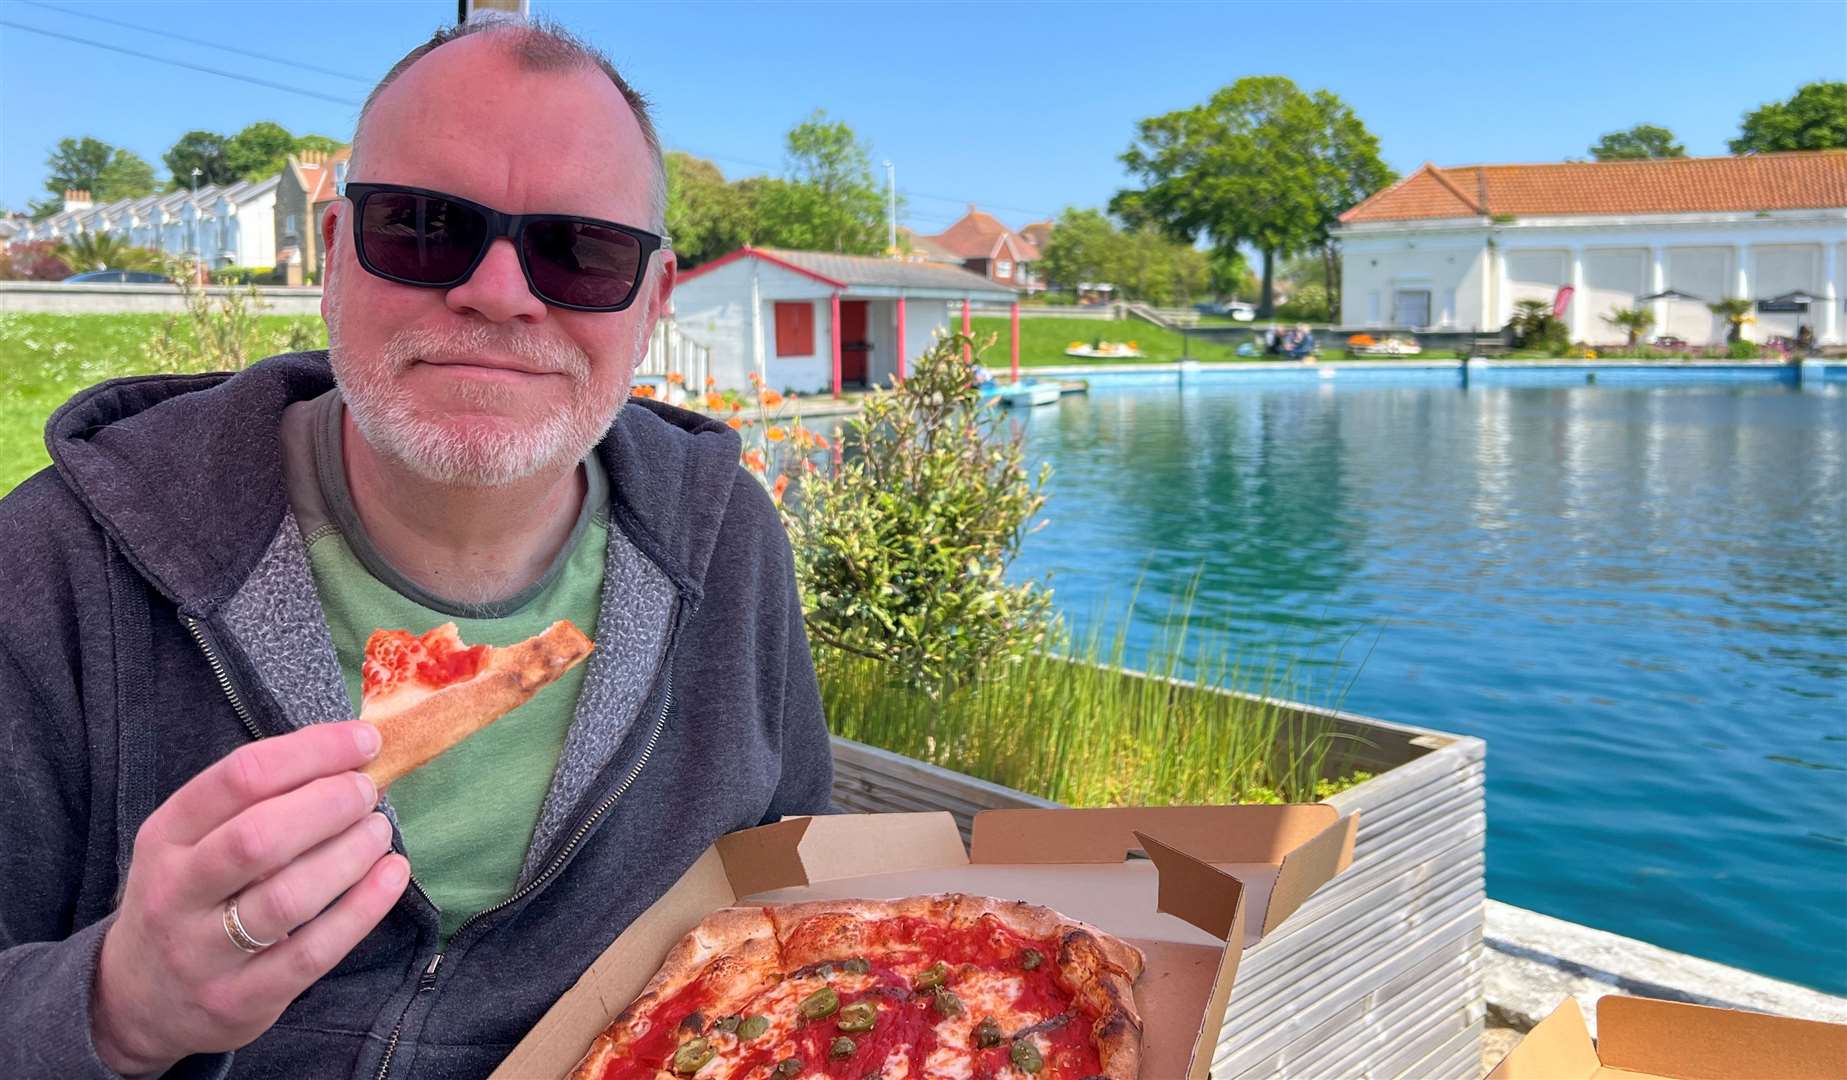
top-left (799, 986), bottom-right (840, 1020)
top-left (837, 1000), bottom-right (878, 1032)
top-left (974, 1017), bottom-right (1003, 1048)
top-left (1021, 948), bottom-right (1044, 971)
top-left (710, 1015), bottom-right (739, 1034)
top-left (670, 1037), bottom-right (714, 1075)
top-left (912, 960), bottom-right (948, 990)
top-left (1010, 1039), bottom-right (1045, 1073)
top-left (772, 1059), bottom-right (802, 1079)
top-left (931, 988), bottom-right (963, 1018)
top-left (843, 956), bottom-right (872, 975)
top-left (830, 1035), bottom-right (857, 1059)
top-left (735, 1015), bottom-right (769, 1041)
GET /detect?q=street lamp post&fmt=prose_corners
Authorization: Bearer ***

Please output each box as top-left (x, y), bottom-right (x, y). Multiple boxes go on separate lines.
top-left (190, 167), bottom-right (202, 284)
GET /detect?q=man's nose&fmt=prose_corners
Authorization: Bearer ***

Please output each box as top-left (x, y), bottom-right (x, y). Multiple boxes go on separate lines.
top-left (445, 237), bottom-right (547, 322)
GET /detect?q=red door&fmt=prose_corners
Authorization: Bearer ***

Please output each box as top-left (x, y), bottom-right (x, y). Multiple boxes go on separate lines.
top-left (840, 300), bottom-right (870, 385)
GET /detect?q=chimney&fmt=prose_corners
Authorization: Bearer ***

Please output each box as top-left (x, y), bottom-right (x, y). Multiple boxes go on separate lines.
top-left (63, 189), bottom-right (92, 214)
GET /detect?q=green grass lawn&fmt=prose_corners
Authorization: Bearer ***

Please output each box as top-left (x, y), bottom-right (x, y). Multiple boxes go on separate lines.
top-left (972, 317), bottom-right (1459, 367)
top-left (0, 313), bottom-right (326, 497)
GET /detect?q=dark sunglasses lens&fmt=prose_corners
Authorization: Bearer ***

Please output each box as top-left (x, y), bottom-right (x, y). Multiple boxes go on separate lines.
top-left (360, 190), bottom-right (487, 284)
top-left (523, 219), bottom-right (643, 309)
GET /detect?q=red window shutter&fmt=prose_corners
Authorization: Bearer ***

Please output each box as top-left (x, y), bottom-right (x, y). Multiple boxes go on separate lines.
top-left (774, 302), bottom-right (814, 356)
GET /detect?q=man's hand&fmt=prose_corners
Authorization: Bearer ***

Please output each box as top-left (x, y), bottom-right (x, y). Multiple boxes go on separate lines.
top-left (92, 721), bottom-right (410, 1076)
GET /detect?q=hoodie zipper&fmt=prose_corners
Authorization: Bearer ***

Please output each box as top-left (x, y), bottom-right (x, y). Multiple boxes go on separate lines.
top-left (183, 616), bottom-right (261, 742)
top-left (371, 660), bottom-right (679, 1080)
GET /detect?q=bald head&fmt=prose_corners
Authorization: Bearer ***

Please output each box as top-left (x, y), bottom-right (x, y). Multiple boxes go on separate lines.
top-left (347, 15), bottom-right (666, 230)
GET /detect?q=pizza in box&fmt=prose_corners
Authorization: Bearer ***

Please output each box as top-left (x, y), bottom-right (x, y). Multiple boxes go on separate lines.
top-left (571, 893), bottom-right (1145, 1080)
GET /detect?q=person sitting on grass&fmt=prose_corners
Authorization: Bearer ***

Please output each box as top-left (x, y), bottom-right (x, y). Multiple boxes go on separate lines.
top-left (1285, 323), bottom-right (1317, 361)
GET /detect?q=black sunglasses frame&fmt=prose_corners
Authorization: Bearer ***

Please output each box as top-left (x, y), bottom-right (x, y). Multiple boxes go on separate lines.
top-left (342, 181), bottom-right (666, 313)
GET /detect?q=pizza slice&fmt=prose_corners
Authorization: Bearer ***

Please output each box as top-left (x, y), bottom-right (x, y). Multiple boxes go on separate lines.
top-left (358, 619), bottom-right (593, 789)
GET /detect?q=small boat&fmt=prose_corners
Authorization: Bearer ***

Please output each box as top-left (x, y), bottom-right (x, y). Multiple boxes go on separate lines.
top-left (1063, 339), bottom-right (1144, 359)
top-left (986, 379), bottom-right (1064, 408)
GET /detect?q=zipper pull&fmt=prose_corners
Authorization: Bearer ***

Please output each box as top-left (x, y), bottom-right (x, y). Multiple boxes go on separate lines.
top-left (418, 953), bottom-right (443, 992)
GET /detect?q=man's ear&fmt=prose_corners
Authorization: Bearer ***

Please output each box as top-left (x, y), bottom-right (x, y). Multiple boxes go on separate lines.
top-left (320, 203), bottom-right (341, 262)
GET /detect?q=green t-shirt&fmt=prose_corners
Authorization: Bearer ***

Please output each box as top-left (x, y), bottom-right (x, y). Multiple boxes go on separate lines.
top-left (281, 391), bottom-right (606, 940)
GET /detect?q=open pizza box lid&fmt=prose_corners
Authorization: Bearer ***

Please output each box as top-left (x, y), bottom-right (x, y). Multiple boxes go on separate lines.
top-left (492, 804), bottom-right (1357, 1080)
top-left (1485, 995), bottom-right (1847, 1080)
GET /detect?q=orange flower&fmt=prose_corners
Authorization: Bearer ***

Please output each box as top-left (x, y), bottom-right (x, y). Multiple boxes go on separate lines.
top-left (705, 375), bottom-right (716, 388)
top-left (631, 384), bottom-right (656, 398)
top-left (703, 392), bottom-right (725, 410)
top-left (730, 401), bottom-right (743, 413)
top-left (766, 425), bottom-right (787, 442)
top-left (666, 372), bottom-right (685, 385)
top-left (761, 389), bottom-right (784, 407)
top-left (748, 371), bottom-right (764, 386)
top-left (743, 449), bottom-right (767, 472)
top-left (771, 474), bottom-right (789, 503)
top-left (726, 415), bottom-right (744, 430)
top-left (811, 433), bottom-right (830, 451)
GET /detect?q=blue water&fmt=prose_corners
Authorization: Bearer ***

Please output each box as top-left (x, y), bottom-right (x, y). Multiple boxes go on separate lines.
top-left (1007, 371), bottom-right (1847, 993)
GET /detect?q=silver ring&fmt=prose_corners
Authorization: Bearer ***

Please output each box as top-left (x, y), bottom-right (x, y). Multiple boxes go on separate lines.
top-left (222, 896), bottom-right (276, 955)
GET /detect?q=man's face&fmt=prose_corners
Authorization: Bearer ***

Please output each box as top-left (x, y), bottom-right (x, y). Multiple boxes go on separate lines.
top-left (321, 36), bottom-right (673, 487)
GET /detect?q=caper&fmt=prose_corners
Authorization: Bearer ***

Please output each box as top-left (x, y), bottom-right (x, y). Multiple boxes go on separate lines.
top-left (772, 1059), bottom-right (802, 1079)
top-left (735, 1014), bottom-right (769, 1041)
top-left (931, 988), bottom-right (963, 1018)
top-left (837, 1000), bottom-right (878, 1032)
top-left (711, 1015), bottom-right (740, 1034)
top-left (842, 956), bottom-right (872, 975)
top-left (912, 960), bottom-right (948, 990)
top-left (799, 986), bottom-right (840, 1019)
top-left (830, 1035), bottom-right (857, 1059)
top-left (1010, 1039), bottom-right (1045, 1073)
top-left (974, 1017), bottom-right (1003, 1048)
top-left (1021, 948), bottom-right (1044, 971)
top-left (670, 1037), bottom-right (714, 1075)
top-left (678, 1012), bottom-right (706, 1034)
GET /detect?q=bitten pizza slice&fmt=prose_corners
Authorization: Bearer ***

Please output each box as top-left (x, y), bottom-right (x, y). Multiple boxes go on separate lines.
top-left (358, 619), bottom-right (593, 789)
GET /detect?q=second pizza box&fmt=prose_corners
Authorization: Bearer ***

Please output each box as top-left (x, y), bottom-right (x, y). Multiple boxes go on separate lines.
top-left (491, 803), bottom-right (1358, 1080)
top-left (1485, 995), bottom-right (1847, 1080)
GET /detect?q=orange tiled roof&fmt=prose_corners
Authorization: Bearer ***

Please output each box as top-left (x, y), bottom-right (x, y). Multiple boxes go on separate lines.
top-left (923, 207), bottom-right (1042, 261)
top-left (1340, 151), bottom-right (1847, 224)
top-left (297, 147), bottom-right (353, 205)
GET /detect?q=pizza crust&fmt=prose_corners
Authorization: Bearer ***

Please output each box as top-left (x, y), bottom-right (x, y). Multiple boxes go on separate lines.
top-left (360, 620), bottom-right (592, 789)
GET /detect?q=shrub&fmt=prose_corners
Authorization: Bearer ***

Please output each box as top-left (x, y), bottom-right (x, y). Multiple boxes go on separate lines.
top-left (1275, 283), bottom-right (1330, 322)
top-left (1726, 338), bottom-right (1762, 360)
top-left (784, 332), bottom-right (1053, 693)
top-left (1506, 299), bottom-right (1570, 354)
top-left (209, 264), bottom-right (278, 286)
top-left (141, 259), bottom-right (318, 374)
top-left (1601, 306), bottom-right (1654, 348)
top-left (0, 240), bottom-right (74, 281)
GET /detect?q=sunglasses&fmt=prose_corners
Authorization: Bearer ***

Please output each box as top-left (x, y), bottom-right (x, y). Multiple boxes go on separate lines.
top-left (343, 182), bottom-right (666, 312)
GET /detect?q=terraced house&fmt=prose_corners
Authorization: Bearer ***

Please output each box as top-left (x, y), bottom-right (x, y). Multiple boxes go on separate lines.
top-left (1336, 150), bottom-right (1847, 346)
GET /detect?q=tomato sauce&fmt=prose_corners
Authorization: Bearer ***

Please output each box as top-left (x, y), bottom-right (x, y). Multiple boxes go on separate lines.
top-left (360, 627), bottom-right (488, 699)
top-left (595, 914), bottom-right (1103, 1080)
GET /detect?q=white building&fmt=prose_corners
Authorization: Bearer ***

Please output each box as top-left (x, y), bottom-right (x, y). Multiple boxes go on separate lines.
top-left (672, 246), bottom-right (1018, 394)
top-left (1336, 151), bottom-right (1846, 346)
top-left (25, 177), bottom-right (280, 271)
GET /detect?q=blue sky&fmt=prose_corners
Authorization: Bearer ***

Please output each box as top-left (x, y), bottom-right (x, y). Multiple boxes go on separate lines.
top-left (3, 0), bottom-right (1843, 233)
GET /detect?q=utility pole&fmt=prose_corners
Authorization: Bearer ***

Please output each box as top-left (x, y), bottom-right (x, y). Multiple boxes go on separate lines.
top-left (190, 167), bottom-right (202, 283)
top-left (884, 160), bottom-right (896, 255)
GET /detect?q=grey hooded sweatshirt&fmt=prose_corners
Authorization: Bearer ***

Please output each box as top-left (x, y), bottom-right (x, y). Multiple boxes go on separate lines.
top-left (0, 351), bottom-right (834, 1079)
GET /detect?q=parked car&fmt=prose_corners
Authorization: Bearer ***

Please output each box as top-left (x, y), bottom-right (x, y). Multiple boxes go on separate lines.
top-left (63, 268), bottom-right (173, 283)
top-left (1194, 300), bottom-right (1256, 321)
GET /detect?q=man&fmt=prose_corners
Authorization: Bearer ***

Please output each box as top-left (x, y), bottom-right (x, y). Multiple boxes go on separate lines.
top-left (0, 17), bottom-right (833, 1080)
top-left (1285, 323), bottom-right (1317, 361)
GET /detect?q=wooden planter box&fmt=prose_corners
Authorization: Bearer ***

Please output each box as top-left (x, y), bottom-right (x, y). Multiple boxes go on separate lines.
top-left (830, 697), bottom-right (1486, 1079)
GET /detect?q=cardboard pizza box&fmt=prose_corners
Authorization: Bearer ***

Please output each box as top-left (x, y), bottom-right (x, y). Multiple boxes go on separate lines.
top-left (1485, 995), bottom-right (1847, 1080)
top-left (491, 804), bottom-right (1358, 1080)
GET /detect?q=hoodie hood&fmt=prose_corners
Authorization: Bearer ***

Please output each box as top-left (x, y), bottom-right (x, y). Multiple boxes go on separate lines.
top-left (45, 350), bottom-right (744, 614)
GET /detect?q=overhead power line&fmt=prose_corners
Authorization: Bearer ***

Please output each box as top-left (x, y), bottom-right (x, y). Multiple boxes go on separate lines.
top-left (21, 0), bottom-right (374, 85)
top-left (0, 19), bottom-right (363, 107)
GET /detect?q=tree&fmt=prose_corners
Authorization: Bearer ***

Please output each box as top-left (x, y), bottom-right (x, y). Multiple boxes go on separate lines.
top-left (1116, 76), bottom-right (1393, 317)
top-left (222, 122), bottom-right (300, 182)
top-left (1208, 247), bottom-right (1259, 300)
top-left (1730, 82), bottom-right (1847, 153)
top-left (1602, 306), bottom-right (1655, 347)
top-left (756, 110), bottom-right (887, 254)
top-left (294, 134), bottom-right (345, 157)
top-left (54, 231), bottom-right (166, 273)
top-left (663, 152), bottom-right (758, 268)
top-left (1037, 207), bottom-right (1210, 303)
top-left (1707, 298), bottom-right (1753, 344)
top-left (1589, 124), bottom-right (1686, 161)
top-left (28, 137), bottom-right (158, 218)
top-left (163, 130), bottom-right (236, 190)
top-left (1038, 207), bottom-right (1118, 291)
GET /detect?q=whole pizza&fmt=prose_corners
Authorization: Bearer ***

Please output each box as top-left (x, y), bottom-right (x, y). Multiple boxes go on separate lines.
top-left (570, 893), bottom-right (1145, 1080)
